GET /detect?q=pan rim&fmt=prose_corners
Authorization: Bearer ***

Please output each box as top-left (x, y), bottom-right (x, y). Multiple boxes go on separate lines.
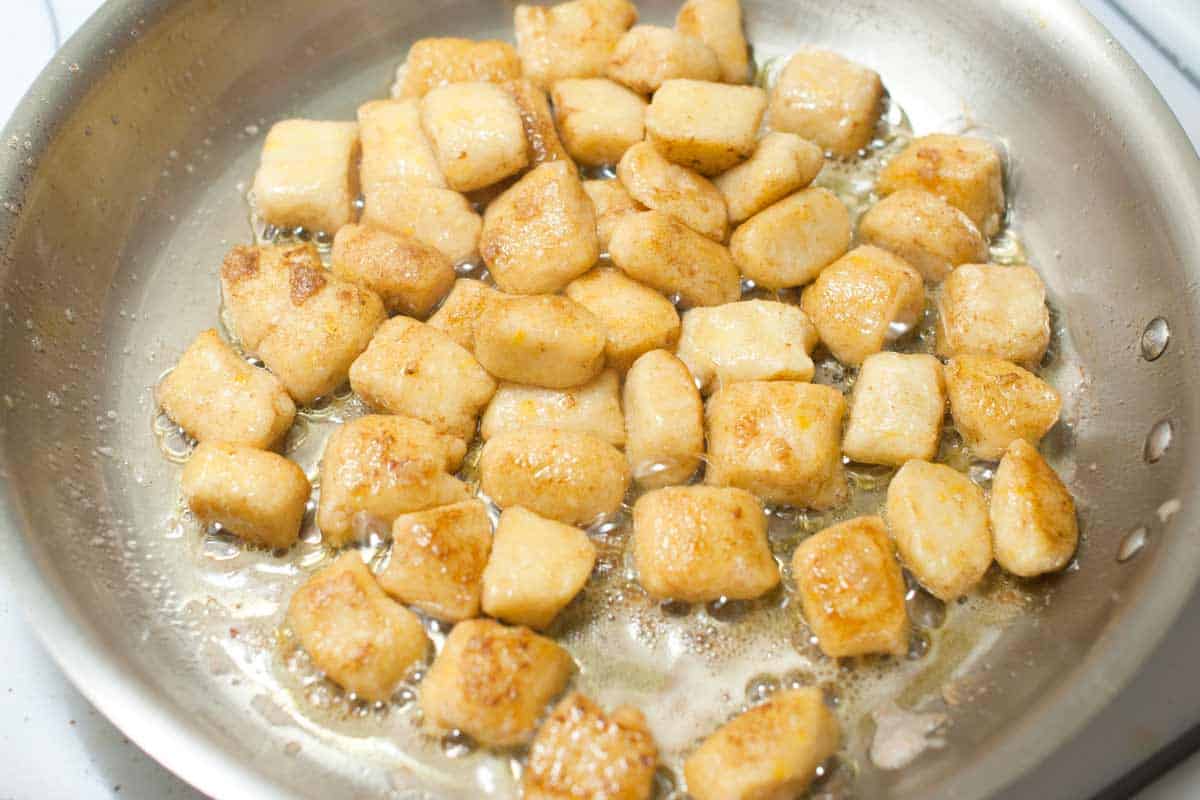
top-left (2, 0), bottom-right (1199, 798)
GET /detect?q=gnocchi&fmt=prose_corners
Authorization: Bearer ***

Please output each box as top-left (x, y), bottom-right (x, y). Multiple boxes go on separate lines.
top-left (729, 187), bottom-right (851, 290)
top-left (617, 141), bottom-right (728, 241)
top-left (768, 49), bottom-right (883, 158)
top-left (181, 442), bottom-right (310, 550)
top-left (479, 428), bottom-right (631, 525)
top-left (990, 439), bottom-right (1079, 577)
top-left (633, 485), bottom-right (778, 602)
top-left (317, 415), bottom-right (469, 547)
top-left (800, 244), bottom-right (925, 366)
top-left (623, 349), bottom-right (705, 488)
top-left (481, 506), bottom-right (597, 629)
top-left (564, 268), bottom-right (681, 371)
top-left (644, 79), bottom-right (767, 176)
top-left (474, 294), bottom-right (606, 388)
top-left (842, 352), bottom-right (946, 467)
top-left (330, 223), bottom-right (455, 318)
top-left (713, 131), bottom-right (825, 225)
top-left (945, 354), bottom-right (1061, 460)
top-left (288, 553), bottom-right (429, 702)
top-left (676, 299), bottom-right (818, 392)
top-left (684, 688), bottom-right (840, 800)
top-left (481, 369), bottom-right (626, 446)
top-left (608, 210), bottom-right (741, 308)
top-left (705, 381), bottom-right (847, 509)
top-left (886, 460), bottom-right (993, 601)
top-left (377, 499), bottom-right (493, 623)
top-left (792, 516), bottom-right (909, 658)
top-left (349, 316), bottom-right (496, 441)
top-left (936, 263), bottom-right (1051, 368)
top-left (552, 78), bottom-right (647, 167)
top-left (480, 160), bottom-right (600, 294)
top-left (419, 618), bottom-right (574, 747)
top-left (157, 329), bottom-right (295, 450)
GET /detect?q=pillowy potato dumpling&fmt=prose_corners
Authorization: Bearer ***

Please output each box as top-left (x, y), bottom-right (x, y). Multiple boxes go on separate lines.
top-left (730, 187), bottom-right (851, 289)
top-left (768, 49), bottom-right (883, 159)
top-left (252, 119), bottom-right (359, 235)
top-left (524, 693), bottom-right (658, 800)
top-left (391, 37), bottom-right (522, 98)
top-left (317, 415), bottom-right (469, 547)
top-left (885, 460), bottom-right (992, 601)
top-left (421, 82), bottom-right (529, 192)
top-left (474, 294), bottom-right (606, 388)
top-left (684, 688), bottom-right (840, 800)
top-left (349, 316), bottom-right (496, 441)
top-left (482, 369), bottom-right (625, 446)
top-left (481, 506), bottom-right (597, 630)
top-left (842, 352), bottom-right (946, 468)
top-left (552, 78), bottom-right (647, 167)
top-left (633, 485), bottom-right (778, 602)
top-left (289, 554), bottom-right (429, 702)
top-left (714, 131), bottom-right (825, 225)
top-left (378, 499), bottom-right (493, 623)
top-left (878, 133), bottom-right (1006, 237)
top-left (357, 99), bottom-right (446, 193)
top-left (858, 188), bottom-right (987, 283)
top-left (330, 223), bottom-right (455, 318)
top-left (676, 299), bottom-right (818, 392)
top-left (607, 25), bottom-right (720, 94)
top-left (705, 381), bottom-right (847, 509)
top-left (565, 268), bottom-right (680, 372)
top-left (480, 161), bottom-right (600, 294)
top-left (515, 0), bottom-right (638, 90)
top-left (936, 263), bottom-right (1051, 368)
top-left (419, 619), bottom-right (574, 747)
top-left (617, 141), bottom-right (728, 241)
top-left (675, 0), bottom-right (751, 84)
top-left (361, 183), bottom-right (482, 265)
top-left (990, 440), bottom-right (1078, 577)
top-left (426, 278), bottom-right (502, 353)
top-left (792, 516), bottom-right (909, 658)
top-left (182, 442), bottom-right (310, 550)
top-left (609, 210), bottom-right (741, 308)
top-left (945, 354), bottom-right (1061, 460)
top-left (645, 79), bottom-right (767, 176)
top-left (800, 245), bottom-right (924, 366)
top-left (157, 329), bottom-right (295, 449)
top-left (480, 428), bottom-right (631, 525)
top-left (623, 350), bottom-right (705, 488)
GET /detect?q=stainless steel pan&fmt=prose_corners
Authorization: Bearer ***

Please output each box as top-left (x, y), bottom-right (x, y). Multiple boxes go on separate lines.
top-left (3, 0), bottom-right (1200, 797)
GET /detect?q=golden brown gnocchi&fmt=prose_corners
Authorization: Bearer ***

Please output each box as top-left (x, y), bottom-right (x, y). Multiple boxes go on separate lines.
top-left (515, 0), bottom-right (638, 90)
top-left (524, 693), bottom-right (658, 800)
top-left (768, 48), bottom-right (883, 158)
top-left (644, 79), bottom-right (767, 175)
top-left (729, 187), bottom-right (851, 290)
top-left (481, 506), bottom-right (597, 629)
top-left (886, 460), bottom-right (993, 601)
top-left (676, 299), bottom-right (818, 392)
top-left (633, 485), bottom-right (778, 602)
top-left (474, 294), bottom-right (606, 388)
top-left (252, 119), bottom-right (360, 235)
top-left (800, 244), bottom-right (925, 366)
top-left (608, 210), bottom-right (741, 308)
top-left (792, 516), bottom-right (909, 658)
top-left (349, 316), bottom-right (497, 441)
top-left (157, 329), bottom-right (295, 450)
top-left (481, 369), bottom-right (625, 446)
top-left (317, 415), bottom-right (469, 547)
top-left (617, 141), bottom-right (729, 241)
top-left (684, 688), bottom-right (840, 800)
top-left (181, 442), bottom-right (310, 550)
top-left (842, 352), bottom-right (946, 467)
top-left (377, 499), bottom-right (493, 623)
top-left (623, 350), bottom-right (705, 488)
top-left (705, 381), bottom-right (847, 509)
top-left (607, 25), bottom-right (720, 94)
top-left (564, 268), bottom-right (681, 371)
top-left (936, 263), bottom-right (1051, 368)
top-left (479, 161), bottom-right (600, 294)
top-left (479, 428), bottom-right (631, 525)
top-left (945, 354), bottom-right (1061, 460)
top-left (288, 553), bottom-right (429, 702)
top-left (552, 78), bottom-right (647, 167)
top-left (990, 439), bottom-right (1079, 577)
top-left (330, 223), bottom-right (455, 318)
top-left (419, 618), bottom-right (574, 747)
top-left (391, 37), bottom-right (522, 98)
top-left (713, 131), bottom-right (825, 225)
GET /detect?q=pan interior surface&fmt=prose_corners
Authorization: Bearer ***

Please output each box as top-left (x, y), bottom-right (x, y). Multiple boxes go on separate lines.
top-left (1, 0), bottom-right (1199, 797)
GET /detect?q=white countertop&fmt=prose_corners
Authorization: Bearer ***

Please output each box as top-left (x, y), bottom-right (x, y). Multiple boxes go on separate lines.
top-left (1, 2), bottom-right (1198, 799)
